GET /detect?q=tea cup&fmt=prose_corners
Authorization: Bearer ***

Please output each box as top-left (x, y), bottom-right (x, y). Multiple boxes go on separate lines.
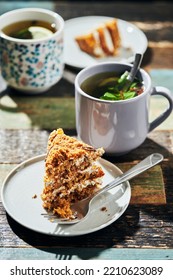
top-left (0, 8), bottom-right (64, 93)
top-left (75, 62), bottom-right (173, 155)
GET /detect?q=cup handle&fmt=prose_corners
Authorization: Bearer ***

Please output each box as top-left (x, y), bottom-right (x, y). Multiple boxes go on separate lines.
top-left (149, 86), bottom-right (173, 132)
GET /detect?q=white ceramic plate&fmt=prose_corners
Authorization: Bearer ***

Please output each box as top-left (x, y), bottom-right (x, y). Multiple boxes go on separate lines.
top-left (64, 16), bottom-right (148, 69)
top-left (1, 155), bottom-right (131, 236)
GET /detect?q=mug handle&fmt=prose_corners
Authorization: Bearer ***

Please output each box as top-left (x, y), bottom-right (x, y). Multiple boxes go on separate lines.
top-left (149, 86), bottom-right (173, 132)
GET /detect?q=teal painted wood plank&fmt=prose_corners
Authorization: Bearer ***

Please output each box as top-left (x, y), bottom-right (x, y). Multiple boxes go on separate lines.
top-left (0, 248), bottom-right (173, 260)
top-left (0, 96), bottom-right (75, 129)
top-left (150, 69), bottom-right (173, 92)
top-left (148, 69), bottom-right (173, 130)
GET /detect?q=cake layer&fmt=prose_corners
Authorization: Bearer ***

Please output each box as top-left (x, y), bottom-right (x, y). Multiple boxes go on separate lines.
top-left (41, 128), bottom-right (105, 218)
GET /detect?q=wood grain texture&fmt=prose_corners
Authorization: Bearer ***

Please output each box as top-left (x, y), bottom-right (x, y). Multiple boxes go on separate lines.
top-left (0, 204), bottom-right (173, 249)
top-left (55, 1), bottom-right (173, 22)
top-left (117, 164), bottom-right (166, 205)
top-left (1, 247), bottom-right (173, 260)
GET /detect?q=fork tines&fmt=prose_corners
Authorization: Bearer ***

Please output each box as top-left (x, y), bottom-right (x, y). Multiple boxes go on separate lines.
top-left (41, 213), bottom-right (70, 222)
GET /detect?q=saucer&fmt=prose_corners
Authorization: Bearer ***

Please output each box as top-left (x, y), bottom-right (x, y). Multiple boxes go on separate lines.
top-left (1, 155), bottom-right (131, 236)
top-left (64, 16), bottom-right (148, 68)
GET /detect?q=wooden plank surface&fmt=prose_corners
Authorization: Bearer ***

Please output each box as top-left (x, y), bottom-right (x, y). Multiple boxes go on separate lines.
top-left (55, 1), bottom-right (173, 22)
top-left (0, 203), bottom-right (173, 249)
top-left (1, 247), bottom-right (173, 260)
top-left (117, 164), bottom-right (166, 205)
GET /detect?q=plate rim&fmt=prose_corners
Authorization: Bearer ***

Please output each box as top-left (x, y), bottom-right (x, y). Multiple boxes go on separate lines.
top-left (64, 15), bottom-right (148, 69)
top-left (1, 154), bottom-right (131, 236)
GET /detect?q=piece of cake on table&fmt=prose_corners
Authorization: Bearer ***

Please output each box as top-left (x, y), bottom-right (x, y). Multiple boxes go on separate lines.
top-left (41, 128), bottom-right (105, 219)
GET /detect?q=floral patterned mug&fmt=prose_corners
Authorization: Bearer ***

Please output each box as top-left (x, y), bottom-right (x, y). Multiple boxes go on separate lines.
top-left (0, 8), bottom-right (64, 93)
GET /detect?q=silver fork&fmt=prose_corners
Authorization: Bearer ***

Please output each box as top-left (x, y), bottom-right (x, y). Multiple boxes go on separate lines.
top-left (42, 153), bottom-right (163, 224)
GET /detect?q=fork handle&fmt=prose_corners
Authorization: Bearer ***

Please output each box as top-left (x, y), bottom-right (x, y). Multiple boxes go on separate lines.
top-left (97, 153), bottom-right (163, 196)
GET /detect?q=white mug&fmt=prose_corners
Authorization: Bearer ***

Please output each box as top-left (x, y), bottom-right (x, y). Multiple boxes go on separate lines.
top-left (75, 62), bottom-right (173, 155)
top-left (0, 8), bottom-right (64, 93)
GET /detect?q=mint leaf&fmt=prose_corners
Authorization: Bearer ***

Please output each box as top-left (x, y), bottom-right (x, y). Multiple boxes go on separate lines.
top-left (123, 91), bottom-right (136, 99)
top-left (100, 92), bottom-right (120, 100)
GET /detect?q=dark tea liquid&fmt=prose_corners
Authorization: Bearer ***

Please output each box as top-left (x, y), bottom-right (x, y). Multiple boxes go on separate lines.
top-left (80, 71), bottom-right (144, 100)
top-left (81, 72), bottom-right (119, 98)
top-left (2, 20), bottom-right (57, 39)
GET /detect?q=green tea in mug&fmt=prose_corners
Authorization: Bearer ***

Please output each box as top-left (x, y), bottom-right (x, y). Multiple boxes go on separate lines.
top-left (2, 20), bottom-right (57, 39)
top-left (80, 71), bottom-right (144, 101)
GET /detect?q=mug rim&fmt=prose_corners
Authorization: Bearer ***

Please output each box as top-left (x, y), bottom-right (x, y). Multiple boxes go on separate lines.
top-left (75, 61), bottom-right (152, 104)
top-left (0, 7), bottom-right (64, 43)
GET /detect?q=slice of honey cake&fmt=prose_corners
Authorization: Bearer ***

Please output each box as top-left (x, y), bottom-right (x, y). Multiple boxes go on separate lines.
top-left (41, 128), bottom-right (105, 219)
top-left (75, 19), bottom-right (121, 58)
top-left (75, 33), bottom-right (102, 58)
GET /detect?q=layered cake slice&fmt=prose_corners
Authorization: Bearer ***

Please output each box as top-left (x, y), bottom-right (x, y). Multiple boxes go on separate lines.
top-left (75, 19), bottom-right (121, 58)
top-left (41, 128), bottom-right (105, 218)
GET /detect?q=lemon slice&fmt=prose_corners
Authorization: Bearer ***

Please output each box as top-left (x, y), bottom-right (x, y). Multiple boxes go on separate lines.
top-left (28, 26), bottom-right (53, 39)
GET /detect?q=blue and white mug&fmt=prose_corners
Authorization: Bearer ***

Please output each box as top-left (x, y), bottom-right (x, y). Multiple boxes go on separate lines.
top-left (0, 8), bottom-right (64, 93)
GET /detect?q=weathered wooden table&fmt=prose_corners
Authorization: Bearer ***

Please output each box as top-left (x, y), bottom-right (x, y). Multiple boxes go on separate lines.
top-left (0, 1), bottom-right (173, 260)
